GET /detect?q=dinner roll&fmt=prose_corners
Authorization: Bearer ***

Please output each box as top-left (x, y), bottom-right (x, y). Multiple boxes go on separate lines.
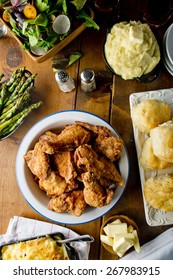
top-left (144, 174), bottom-right (173, 212)
top-left (131, 99), bottom-right (171, 133)
top-left (139, 137), bottom-right (173, 170)
top-left (150, 121), bottom-right (173, 163)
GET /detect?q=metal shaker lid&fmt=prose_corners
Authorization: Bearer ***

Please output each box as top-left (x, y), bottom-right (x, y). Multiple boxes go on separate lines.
top-left (81, 69), bottom-right (95, 83)
top-left (55, 70), bottom-right (69, 83)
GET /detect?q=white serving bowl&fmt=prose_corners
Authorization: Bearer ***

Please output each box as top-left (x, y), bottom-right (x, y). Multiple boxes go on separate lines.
top-left (16, 110), bottom-right (129, 225)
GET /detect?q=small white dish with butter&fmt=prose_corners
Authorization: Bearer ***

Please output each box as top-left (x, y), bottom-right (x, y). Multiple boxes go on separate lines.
top-left (100, 215), bottom-right (140, 258)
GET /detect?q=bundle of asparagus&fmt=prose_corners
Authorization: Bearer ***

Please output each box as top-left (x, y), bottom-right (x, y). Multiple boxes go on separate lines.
top-left (0, 67), bottom-right (43, 140)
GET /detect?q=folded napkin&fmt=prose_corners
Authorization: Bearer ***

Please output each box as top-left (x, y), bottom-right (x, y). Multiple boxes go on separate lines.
top-left (122, 227), bottom-right (173, 260)
top-left (0, 216), bottom-right (90, 260)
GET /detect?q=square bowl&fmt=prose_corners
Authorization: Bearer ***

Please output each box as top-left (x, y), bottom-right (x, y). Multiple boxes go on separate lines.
top-left (0, 7), bottom-right (94, 63)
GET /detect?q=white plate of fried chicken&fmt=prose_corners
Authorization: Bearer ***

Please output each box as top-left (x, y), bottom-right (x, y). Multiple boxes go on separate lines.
top-left (16, 110), bottom-right (129, 224)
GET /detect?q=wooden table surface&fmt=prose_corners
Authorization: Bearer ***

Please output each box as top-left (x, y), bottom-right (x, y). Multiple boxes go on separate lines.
top-left (0, 1), bottom-right (173, 260)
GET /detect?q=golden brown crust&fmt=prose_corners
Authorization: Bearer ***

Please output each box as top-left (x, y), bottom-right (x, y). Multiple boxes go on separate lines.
top-left (131, 99), bottom-right (171, 134)
top-left (139, 137), bottom-right (173, 170)
top-left (48, 190), bottom-right (87, 216)
top-left (150, 121), bottom-right (173, 163)
top-left (144, 174), bottom-right (173, 212)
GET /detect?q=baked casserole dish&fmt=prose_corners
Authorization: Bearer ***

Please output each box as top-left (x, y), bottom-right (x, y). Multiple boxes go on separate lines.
top-left (0, 233), bottom-right (79, 260)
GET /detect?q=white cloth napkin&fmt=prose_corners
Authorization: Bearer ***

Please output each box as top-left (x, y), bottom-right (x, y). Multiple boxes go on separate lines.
top-left (0, 216), bottom-right (90, 260)
top-left (122, 227), bottom-right (173, 260)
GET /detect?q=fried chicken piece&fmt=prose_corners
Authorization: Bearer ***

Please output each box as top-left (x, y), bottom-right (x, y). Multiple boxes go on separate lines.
top-left (82, 172), bottom-right (114, 207)
top-left (53, 151), bottom-right (78, 188)
top-left (39, 131), bottom-right (58, 154)
top-left (39, 171), bottom-right (76, 198)
top-left (48, 190), bottom-right (86, 216)
top-left (24, 142), bottom-right (50, 180)
top-left (94, 136), bottom-right (123, 161)
top-left (76, 121), bottom-right (111, 138)
top-left (74, 144), bottom-right (124, 187)
top-left (76, 121), bottom-right (123, 161)
top-left (39, 124), bottom-right (93, 154)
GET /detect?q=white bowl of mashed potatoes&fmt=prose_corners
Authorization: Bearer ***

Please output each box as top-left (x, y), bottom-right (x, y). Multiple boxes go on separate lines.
top-left (104, 21), bottom-right (160, 81)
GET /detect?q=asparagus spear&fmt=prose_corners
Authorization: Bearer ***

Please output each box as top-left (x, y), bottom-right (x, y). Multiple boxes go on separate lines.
top-left (4, 76), bottom-right (27, 106)
top-left (18, 74), bottom-right (36, 94)
top-left (0, 101), bottom-right (43, 132)
top-left (6, 67), bottom-right (25, 87)
top-left (0, 84), bottom-right (8, 112)
top-left (0, 90), bottom-right (31, 123)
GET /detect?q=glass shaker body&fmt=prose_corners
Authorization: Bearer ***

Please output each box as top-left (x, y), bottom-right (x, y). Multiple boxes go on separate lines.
top-left (55, 70), bottom-right (75, 92)
top-left (80, 69), bottom-right (96, 92)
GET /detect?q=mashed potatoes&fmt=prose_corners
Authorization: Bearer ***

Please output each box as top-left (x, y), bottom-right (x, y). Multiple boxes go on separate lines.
top-left (104, 21), bottom-right (160, 80)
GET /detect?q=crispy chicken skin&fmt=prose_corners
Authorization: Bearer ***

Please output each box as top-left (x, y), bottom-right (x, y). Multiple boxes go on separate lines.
top-left (75, 121), bottom-right (111, 137)
top-left (76, 121), bottom-right (123, 161)
top-left (94, 136), bottom-right (123, 161)
top-left (82, 172), bottom-right (114, 207)
top-left (39, 124), bottom-right (93, 154)
top-left (39, 171), bottom-right (76, 198)
top-left (24, 142), bottom-right (50, 180)
top-left (48, 190), bottom-right (87, 216)
top-left (53, 151), bottom-right (78, 187)
top-left (74, 144), bottom-right (124, 187)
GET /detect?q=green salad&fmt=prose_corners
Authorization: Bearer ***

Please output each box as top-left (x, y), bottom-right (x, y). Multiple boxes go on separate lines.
top-left (0, 0), bottom-right (99, 54)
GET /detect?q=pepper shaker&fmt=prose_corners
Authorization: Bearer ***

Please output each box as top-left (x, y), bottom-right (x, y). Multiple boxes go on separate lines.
top-left (55, 69), bottom-right (75, 92)
top-left (80, 68), bottom-right (96, 92)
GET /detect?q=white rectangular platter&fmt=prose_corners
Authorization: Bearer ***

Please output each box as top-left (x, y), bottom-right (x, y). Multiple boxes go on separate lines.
top-left (130, 88), bottom-right (173, 226)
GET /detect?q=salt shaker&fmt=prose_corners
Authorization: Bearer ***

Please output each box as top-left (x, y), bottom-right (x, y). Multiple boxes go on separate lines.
top-left (80, 68), bottom-right (96, 92)
top-left (55, 69), bottom-right (75, 92)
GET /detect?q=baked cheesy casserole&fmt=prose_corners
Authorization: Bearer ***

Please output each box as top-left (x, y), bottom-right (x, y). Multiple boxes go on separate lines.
top-left (1, 236), bottom-right (68, 260)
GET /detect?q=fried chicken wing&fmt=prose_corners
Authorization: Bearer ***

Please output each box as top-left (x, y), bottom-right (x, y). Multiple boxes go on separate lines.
top-left (76, 121), bottom-right (123, 161)
top-left (39, 124), bottom-right (93, 154)
top-left (53, 151), bottom-right (78, 187)
top-left (74, 144), bottom-right (124, 187)
top-left (76, 121), bottom-right (111, 137)
top-left (24, 142), bottom-right (50, 180)
top-left (48, 190), bottom-right (86, 216)
top-left (82, 172), bottom-right (114, 207)
top-left (39, 171), bottom-right (76, 198)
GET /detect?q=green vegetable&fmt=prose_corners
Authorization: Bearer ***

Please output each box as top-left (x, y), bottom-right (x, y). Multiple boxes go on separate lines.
top-left (2, 0), bottom-right (99, 53)
top-left (77, 10), bottom-right (100, 30)
top-left (67, 52), bottom-right (82, 67)
top-left (70, 0), bottom-right (87, 11)
top-left (0, 68), bottom-right (43, 139)
top-left (52, 51), bottom-right (82, 70)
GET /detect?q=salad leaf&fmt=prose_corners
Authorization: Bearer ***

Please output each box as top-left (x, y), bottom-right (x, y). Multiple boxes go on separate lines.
top-left (68, 52), bottom-right (82, 67)
top-left (35, 13), bottom-right (48, 26)
top-left (70, 0), bottom-right (87, 11)
top-left (77, 10), bottom-right (100, 30)
top-left (28, 33), bottom-right (38, 46)
top-left (62, 0), bottom-right (67, 14)
top-left (35, 0), bottom-right (50, 12)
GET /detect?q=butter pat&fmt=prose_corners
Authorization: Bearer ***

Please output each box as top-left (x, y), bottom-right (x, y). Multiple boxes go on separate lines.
top-left (114, 232), bottom-right (135, 241)
top-left (106, 223), bottom-right (127, 237)
top-left (133, 229), bottom-right (141, 253)
top-left (113, 237), bottom-right (134, 258)
top-left (129, 25), bottom-right (143, 44)
top-left (100, 235), bottom-right (113, 247)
